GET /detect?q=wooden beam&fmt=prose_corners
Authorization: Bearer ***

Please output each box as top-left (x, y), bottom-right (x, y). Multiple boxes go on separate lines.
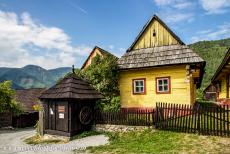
top-left (227, 75), bottom-right (229, 98)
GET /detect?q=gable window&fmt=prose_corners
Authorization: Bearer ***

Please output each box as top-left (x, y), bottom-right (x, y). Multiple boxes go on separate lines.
top-left (133, 78), bottom-right (146, 94)
top-left (156, 77), bottom-right (171, 94)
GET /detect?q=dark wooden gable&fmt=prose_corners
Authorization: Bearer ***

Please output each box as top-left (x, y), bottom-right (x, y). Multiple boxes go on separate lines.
top-left (39, 73), bottom-right (103, 100)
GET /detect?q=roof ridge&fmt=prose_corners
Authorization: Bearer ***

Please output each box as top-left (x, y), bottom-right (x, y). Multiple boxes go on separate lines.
top-left (126, 15), bottom-right (185, 52)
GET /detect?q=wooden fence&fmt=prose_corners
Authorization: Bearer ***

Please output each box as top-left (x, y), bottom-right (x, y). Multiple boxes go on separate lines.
top-left (12, 112), bottom-right (38, 128)
top-left (0, 112), bottom-right (12, 127)
top-left (155, 103), bottom-right (230, 137)
top-left (95, 110), bottom-right (154, 126)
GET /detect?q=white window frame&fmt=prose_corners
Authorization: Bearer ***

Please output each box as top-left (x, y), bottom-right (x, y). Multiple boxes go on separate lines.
top-left (133, 79), bottom-right (145, 94)
top-left (156, 77), bottom-right (170, 93)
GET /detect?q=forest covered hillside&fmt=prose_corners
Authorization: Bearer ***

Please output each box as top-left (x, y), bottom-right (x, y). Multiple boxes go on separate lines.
top-left (189, 38), bottom-right (230, 89)
top-left (0, 65), bottom-right (71, 89)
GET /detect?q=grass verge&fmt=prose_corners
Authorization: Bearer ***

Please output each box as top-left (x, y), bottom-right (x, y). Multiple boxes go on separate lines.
top-left (71, 131), bottom-right (102, 140)
top-left (87, 129), bottom-right (230, 154)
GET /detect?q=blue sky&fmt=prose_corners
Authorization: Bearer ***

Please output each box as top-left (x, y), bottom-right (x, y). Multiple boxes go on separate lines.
top-left (0, 0), bottom-right (230, 69)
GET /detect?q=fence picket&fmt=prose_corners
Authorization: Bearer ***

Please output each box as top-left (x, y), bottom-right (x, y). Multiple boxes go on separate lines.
top-left (94, 102), bottom-right (230, 137)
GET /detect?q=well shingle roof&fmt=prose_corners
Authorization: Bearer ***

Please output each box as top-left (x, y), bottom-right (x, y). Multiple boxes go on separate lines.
top-left (15, 88), bottom-right (45, 113)
top-left (39, 74), bottom-right (103, 100)
top-left (118, 45), bottom-right (204, 69)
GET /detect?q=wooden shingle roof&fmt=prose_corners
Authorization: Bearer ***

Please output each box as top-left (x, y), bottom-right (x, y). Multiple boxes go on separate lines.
top-left (15, 88), bottom-right (45, 113)
top-left (211, 48), bottom-right (230, 81)
top-left (39, 74), bottom-right (103, 100)
top-left (118, 45), bottom-right (205, 69)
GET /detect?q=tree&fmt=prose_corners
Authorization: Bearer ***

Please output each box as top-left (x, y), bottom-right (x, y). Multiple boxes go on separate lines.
top-left (75, 54), bottom-right (120, 111)
top-left (0, 81), bottom-right (23, 114)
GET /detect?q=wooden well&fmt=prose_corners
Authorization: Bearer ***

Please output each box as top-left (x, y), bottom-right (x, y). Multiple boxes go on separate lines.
top-left (39, 73), bottom-right (102, 137)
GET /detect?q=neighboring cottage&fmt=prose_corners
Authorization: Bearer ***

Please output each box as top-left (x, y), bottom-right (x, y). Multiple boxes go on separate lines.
top-left (0, 88), bottom-right (45, 128)
top-left (208, 48), bottom-right (230, 105)
top-left (15, 88), bottom-right (45, 113)
top-left (118, 15), bottom-right (205, 111)
top-left (81, 46), bottom-right (117, 69)
top-left (14, 88), bottom-right (45, 127)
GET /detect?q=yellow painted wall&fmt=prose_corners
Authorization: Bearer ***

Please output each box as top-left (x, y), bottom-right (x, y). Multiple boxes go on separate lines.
top-left (119, 65), bottom-right (196, 108)
top-left (219, 75), bottom-right (227, 98)
top-left (84, 48), bottom-right (102, 69)
top-left (133, 19), bottom-right (180, 50)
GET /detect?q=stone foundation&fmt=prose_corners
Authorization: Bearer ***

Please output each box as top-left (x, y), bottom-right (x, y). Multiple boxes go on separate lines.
top-left (94, 124), bottom-right (151, 132)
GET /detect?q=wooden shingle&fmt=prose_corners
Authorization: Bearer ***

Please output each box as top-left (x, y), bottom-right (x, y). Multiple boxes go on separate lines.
top-left (39, 74), bottom-right (103, 100)
top-left (118, 45), bottom-right (204, 69)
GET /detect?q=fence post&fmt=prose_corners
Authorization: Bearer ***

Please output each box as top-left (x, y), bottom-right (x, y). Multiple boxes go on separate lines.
top-left (148, 111), bottom-right (150, 127)
top-left (155, 103), bottom-right (159, 128)
top-left (196, 104), bottom-right (201, 134)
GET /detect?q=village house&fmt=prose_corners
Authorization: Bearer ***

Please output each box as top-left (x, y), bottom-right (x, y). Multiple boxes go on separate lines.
top-left (0, 88), bottom-right (44, 128)
top-left (117, 15), bottom-right (205, 111)
top-left (207, 48), bottom-right (230, 104)
top-left (81, 46), bottom-right (117, 69)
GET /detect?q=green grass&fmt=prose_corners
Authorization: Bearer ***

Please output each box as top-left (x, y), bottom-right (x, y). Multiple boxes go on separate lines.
top-left (87, 129), bottom-right (230, 154)
top-left (71, 131), bottom-right (102, 140)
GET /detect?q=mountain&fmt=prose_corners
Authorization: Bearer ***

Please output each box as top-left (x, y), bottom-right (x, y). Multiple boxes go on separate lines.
top-left (0, 65), bottom-right (71, 89)
top-left (189, 38), bottom-right (230, 89)
top-left (21, 65), bottom-right (54, 86)
top-left (49, 67), bottom-right (73, 81)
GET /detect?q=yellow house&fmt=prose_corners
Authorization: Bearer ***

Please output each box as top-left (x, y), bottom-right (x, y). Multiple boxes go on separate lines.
top-left (81, 46), bottom-right (117, 69)
top-left (117, 15), bottom-right (206, 111)
top-left (210, 48), bottom-right (230, 103)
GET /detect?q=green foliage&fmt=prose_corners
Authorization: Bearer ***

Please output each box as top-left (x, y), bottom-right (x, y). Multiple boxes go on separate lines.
top-left (189, 38), bottom-right (230, 89)
top-left (71, 131), bottom-right (102, 140)
top-left (195, 99), bottom-right (217, 108)
top-left (0, 81), bottom-right (23, 114)
top-left (75, 54), bottom-right (120, 111)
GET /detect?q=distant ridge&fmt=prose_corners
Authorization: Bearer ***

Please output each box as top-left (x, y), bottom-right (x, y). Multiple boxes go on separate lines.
top-left (0, 65), bottom-right (71, 89)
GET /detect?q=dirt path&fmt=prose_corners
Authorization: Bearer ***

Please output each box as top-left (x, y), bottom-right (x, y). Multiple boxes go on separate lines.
top-left (0, 128), bottom-right (108, 154)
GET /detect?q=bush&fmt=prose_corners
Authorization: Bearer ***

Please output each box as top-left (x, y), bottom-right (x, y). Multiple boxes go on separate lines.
top-left (0, 81), bottom-right (23, 115)
top-left (74, 54), bottom-right (120, 111)
top-left (195, 99), bottom-right (217, 107)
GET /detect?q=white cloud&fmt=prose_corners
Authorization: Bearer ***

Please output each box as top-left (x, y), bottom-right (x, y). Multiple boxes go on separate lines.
top-left (191, 23), bottom-right (230, 43)
top-left (154, 0), bottom-right (175, 6)
top-left (163, 12), bottom-right (194, 23)
top-left (0, 10), bottom-right (92, 69)
top-left (153, 0), bottom-right (195, 24)
top-left (199, 0), bottom-right (230, 14)
top-left (154, 0), bottom-right (194, 9)
top-left (174, 2), bottom-right (193, 9)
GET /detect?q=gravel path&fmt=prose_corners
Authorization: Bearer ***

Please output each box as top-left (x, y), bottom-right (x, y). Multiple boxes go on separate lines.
top-left (0, 128), bottom-right (109, 154)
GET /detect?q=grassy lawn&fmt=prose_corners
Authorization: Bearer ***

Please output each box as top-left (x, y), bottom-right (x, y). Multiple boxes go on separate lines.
top-left (87, 129), bottom-right (230, 154)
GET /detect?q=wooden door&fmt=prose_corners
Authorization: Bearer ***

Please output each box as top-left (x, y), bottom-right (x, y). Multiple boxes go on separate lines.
top-left (56, 102), bottom-right (68, 132)
top-left (48, 101), bottom-right (56, 130)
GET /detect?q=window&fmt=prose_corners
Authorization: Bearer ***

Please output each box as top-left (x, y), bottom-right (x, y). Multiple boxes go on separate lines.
top-left (156, 77), bottom-right (171, 94)
top-left (133, 78), bottom-right (146, 94)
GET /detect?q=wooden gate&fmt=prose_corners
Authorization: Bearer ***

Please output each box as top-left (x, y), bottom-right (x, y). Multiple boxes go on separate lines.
top-left (155, 103), bottom-right (230, 137)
